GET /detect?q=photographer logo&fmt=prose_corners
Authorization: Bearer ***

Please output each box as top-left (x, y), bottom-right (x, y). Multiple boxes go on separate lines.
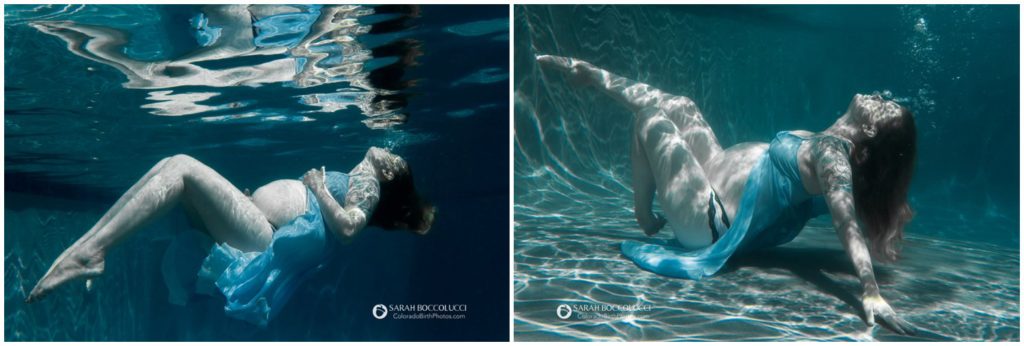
top-left (556, 304), bottom-right (572, 320)
top-left (372, 304), bottom-right (388, 319)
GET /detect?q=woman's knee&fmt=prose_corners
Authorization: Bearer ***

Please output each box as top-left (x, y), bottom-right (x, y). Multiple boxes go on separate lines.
top-left (634, 107), bottom-right (665, 125)
top-left (159, 154), bottom-right (213, 184)
top-left (634, 108), bottom-right (674, 143)
top-left (167, 154), bottom-right (198, 165)
top-left (164, 154), bottom-right (210, 174)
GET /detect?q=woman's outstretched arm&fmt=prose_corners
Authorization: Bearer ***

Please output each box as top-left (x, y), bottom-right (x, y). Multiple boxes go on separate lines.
top-left (813, 137), bottom-right (916, 335)
top-left (536, 55), bottom-right (678, 112)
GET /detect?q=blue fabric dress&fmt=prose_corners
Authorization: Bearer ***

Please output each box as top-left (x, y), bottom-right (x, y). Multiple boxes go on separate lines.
top-left (621, 131), bottom-right (834, 280)
top-left (164, 171), bottom-right (351, 327)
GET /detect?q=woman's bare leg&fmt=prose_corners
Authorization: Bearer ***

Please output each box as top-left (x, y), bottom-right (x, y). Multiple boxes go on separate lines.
top-left (536, 54), bottom-right (724, 166)
top-left (537, 55), bottom-right (676, 111)
top-left (537, 54), bottom-right (731, 243)
top-left (631, 107), bottom-right (666, 235)
top-left (25, 157), bottom-right (176, 299)
top-left (79, 157), bottom-right (174, 240)
top-left (26, 154), bottom-right (273, 303)
top-left (655, 97), bottom-right (722, 167)
top-left (633, 107), bottom-right (718, 249)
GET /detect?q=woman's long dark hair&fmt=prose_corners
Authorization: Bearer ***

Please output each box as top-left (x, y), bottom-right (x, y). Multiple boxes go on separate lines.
top-left (850, 107), bottom-right (917, 262)
top-left (367, 167), bottom-right (434, 234)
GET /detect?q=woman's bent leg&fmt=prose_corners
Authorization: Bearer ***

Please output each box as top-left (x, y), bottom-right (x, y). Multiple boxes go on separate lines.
top-left (536, 54), bottom-right (724, 166)
top-left (26, 154), bottom-right (273, 303)
top-left (634, 107), bottom-right (719, 249)
top-left (537, 55), bottom-right (676, 112)
top-left (539, 55), bottom-right (728, 246)
top-left (658, 97), bottom-right (723, 167)
top-left (632, 108), bottom-right (666, 235)
top-left (78, 157), bottom-right (174, 243)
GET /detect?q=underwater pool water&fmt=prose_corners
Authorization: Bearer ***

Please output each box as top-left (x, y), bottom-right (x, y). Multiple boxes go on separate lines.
top-left (514, 5), bottom-right (1019, 341)
top-left (5, 4), bottom-right (509, 341)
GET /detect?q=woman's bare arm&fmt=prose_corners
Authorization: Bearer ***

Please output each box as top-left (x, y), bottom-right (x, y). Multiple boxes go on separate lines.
top-left (814, 136), bottom-right (880, 297)
top-left (812, 136), bottom-right (915, 335)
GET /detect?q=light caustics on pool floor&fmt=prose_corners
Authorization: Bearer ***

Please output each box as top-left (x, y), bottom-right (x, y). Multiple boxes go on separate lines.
top-left (513, 87), bottom-right (1019, 341)
top-left (513, 81), bottom-right (1019, 342)
top-left (514, 191), bottom-right (1019, 342)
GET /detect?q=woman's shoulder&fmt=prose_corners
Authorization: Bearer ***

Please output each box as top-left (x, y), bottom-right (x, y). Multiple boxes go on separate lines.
top-left (787, 130), bottom-right (816, 138)
top-left (344, 170), bottom-right (380, 193)
top-left (808, 132), bottom-right (854, 154)
top-left (800, 134), bottom-right (854, 178)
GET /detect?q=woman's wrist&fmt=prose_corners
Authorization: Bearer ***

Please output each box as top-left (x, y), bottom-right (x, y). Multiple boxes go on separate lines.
top-left (861, 280), bottom-right (881, 298)
top-left (862, 290), bottom-right (883, 302)
top-left (320, 166), bottom-right (328, 194)
top-left (312, 182), bottom-right (331, 199)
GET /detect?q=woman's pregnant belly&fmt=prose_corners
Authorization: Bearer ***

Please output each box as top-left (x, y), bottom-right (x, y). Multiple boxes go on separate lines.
top-left (703, 142), bottom-right (769, 221)
top-left (251, 179), bottom-right (309, 229)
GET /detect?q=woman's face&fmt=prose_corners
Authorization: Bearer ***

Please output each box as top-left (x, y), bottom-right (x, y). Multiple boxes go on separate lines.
top-left (849, 93), bottom-right (902, 129)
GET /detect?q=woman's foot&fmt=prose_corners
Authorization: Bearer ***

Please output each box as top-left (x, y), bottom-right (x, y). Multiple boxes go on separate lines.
top-left (25, 247), bottom-right (105, 303)
top-left (536, 54), bottom-right (596, 86)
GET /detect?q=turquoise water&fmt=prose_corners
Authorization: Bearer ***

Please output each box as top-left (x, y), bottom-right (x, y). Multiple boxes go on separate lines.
top-left (5, 4), bottom-right (508, 341)
top-left (514, 5), bottom-right (1018, 341)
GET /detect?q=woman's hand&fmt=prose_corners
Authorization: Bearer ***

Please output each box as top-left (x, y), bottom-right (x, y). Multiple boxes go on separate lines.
top-left (642, 213), bottom-right (668, 236)
top-left (302, 166), bottom-right (327, 192)
top-left (862, 293), bottom-right (916, 335)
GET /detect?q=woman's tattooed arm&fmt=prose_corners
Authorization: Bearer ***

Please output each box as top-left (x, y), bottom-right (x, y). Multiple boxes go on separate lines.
top-left (305, 165), bottom-right (379, 243)
top-left (812, 135), bottom-right (880, 297)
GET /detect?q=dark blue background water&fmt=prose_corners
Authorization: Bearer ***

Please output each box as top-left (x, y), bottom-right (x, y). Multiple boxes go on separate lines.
top-left (5, 4), bottom-right (508, 341)
top-left (514, 5), bottom-right (1018, 341)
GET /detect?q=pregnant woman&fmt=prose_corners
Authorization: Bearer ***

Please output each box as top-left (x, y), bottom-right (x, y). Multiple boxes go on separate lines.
top-left (537, 55), bottom-right (917, 335)
top-left (26, 147), bottom-right (435, 326)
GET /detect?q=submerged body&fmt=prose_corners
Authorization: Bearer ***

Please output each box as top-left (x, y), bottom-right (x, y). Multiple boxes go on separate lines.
top-left (622, 131), bottom-right (833, 279)
top-left (26, 147), bottom-right (434, 326)
top-left (185, 171), bottom-right (353, 326)
top-left (536, 54), bottom-right (917, 335)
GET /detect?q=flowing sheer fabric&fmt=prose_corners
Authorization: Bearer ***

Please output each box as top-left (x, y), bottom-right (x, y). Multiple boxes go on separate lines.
top-left (165, 172), bottom-right (349, 326)
top-left (622, 132), bottom-right (831, 279)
